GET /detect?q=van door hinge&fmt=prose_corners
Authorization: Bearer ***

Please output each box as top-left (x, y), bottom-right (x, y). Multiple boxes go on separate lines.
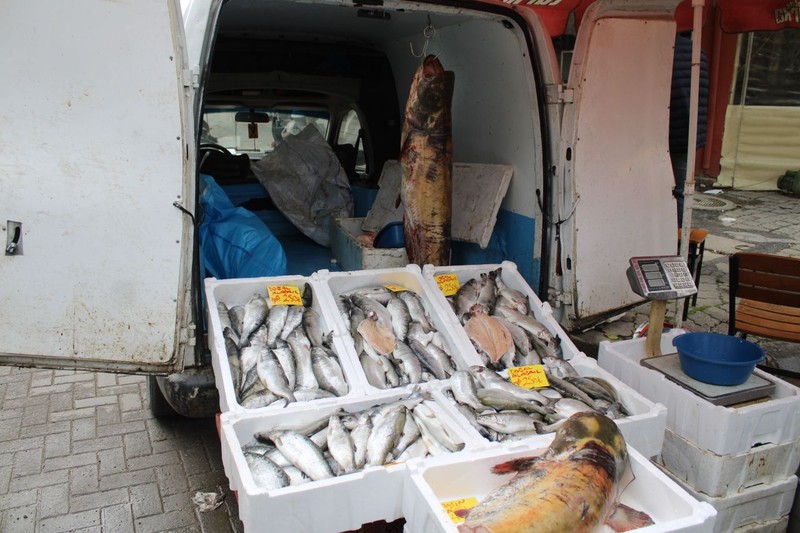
top-left (179, 323), bottom-right (197, 346)
top-left (181, 68), bottom-right (199, 89)
top-left (545, 84), bottom-right (574, 104)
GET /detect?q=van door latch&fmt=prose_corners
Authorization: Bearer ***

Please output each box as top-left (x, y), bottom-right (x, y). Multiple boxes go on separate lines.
top-left (5, 221), bottom-right (22, 255)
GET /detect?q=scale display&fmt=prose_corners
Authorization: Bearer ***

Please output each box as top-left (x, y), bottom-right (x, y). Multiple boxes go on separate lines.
top-left (626, 256), bottom-right (697, 300)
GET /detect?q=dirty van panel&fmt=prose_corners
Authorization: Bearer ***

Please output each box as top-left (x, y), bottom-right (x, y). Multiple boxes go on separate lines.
top-left (202, 0), bottom-right (547, 287)
top-left (554, 1), bottom-right (680, 329)
top-left (0, 0), bottom-right (193, 373)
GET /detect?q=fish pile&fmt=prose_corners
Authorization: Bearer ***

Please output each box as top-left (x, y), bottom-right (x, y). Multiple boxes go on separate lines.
top-left (218, 290), bottom-right (349, 409)
top-left (445, 363), bottom-right (630, 442)
top-left (240, 394), bottom-right (465, 490)
top-left (457, 411), bottom-right (654, 532)
top-left (335, 285), bottom-right (459, 389)
top-left (447, 267), bottom-right (562, 370)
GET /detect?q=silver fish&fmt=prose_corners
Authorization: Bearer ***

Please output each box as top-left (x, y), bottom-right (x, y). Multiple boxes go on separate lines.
top-left (477, 270), bottom-right (499, 314)
top-left (267, 305), bottom-right (289, 347)
top-left (350, 293), bottom-right (393, 330)
top-left (454, 278), bottom-right (481, 323)
top-left (386, 294), bottom-right (411, 342)
top-left (228, 305), bottom-right (245, 337)
top-left (269, 430), bottom-right (334, 481)
top-left (241, 391), bottom-right (283, 410)
top-left (366, 405), bottom-right (406, 466)
top-left (477, 411), bottom-right (540, 434)
top-left (311, 347), bottom-right (349, 396)
top-left (293, 388), bottom-right (337, 402)
top-left (470, 366), bottom-right (551, 406)
top-left (553, 397), bottom-right (595, 419)
top-left (394, 437), bottom-right (428, 462)
top-left (496, 286), bottom-right (529, 315)
top-left (398, 291), bottom-right (433, 332)
top-left (217, 301), bottom-right (232, 333)
top-left (239, 345), bottom-right (263, 394)
top-left (250, 323), bottom-right (269, 346)
top-left (272, 340), bottom-right (296, 391)
top-left (391, 411), bottom-right (422, 459)
top-left (224, 327), bottom-right (241, 393)
top-left (407, 322), bottom-right (436, 346)
top-left (409, 339), bottom-right (453, 380)
top-left (494, 305), bottom-right (556, 344)
top-left (345, 286), bottom-right (393, 305)
top-left (239, 293), bottom-right (269, 348)
top-left (327, 414), bottom-right (356, 474)
top-left (391, 341), bottom-right (423, 384)
top-left (279, 305), bottom-right (304, 341)
top-left (548, 374), bottom-right (598, 410)
top-left (542, 355), bottom-right (579, 378)
top-left (450, 370), bottom-right (484, 411)
top-left (257, 348), bottom-right (296, 403)
top-left (282, 464), bottom-right (312, 486)
top-left (302, 307), bottom-right (326, 347)
top-left (245, 452), bottom-right (290, 490)
top-left (350, 412), bottom-right (373, 469)
top-left (477, 388), bottom-right (552, 417)
top-left (287, 328), bottom-right (318, 390)
top-left (413, 402), bottom-right (464, 453)
top-left (360, 353), bottom-right (388, 389)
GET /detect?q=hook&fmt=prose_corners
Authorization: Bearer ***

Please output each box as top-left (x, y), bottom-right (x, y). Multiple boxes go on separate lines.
top-left (410, 15), bottom-right (437, 59)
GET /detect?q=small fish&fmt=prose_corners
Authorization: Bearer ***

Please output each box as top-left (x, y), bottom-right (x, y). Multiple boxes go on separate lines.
top-left (287, 329), bottom-right (318, 390)
top-left (279, 305), bottom-right (304, 340)
top-left (271, 340), bottom-right (296, 391)
top-left (450, 370), bottom-right (484, 411)
top-left (256, 348), bottom-right (296, 403)
top-left (239, 294), bottom-right (269, 348)
top-left (357, 318), bottom-right (396, 356)
top-left (266, 305), bottom-right (289, 346)
top-left (268, 430), bottom-right (334, 482)
top-left (391, 341), bottom-right (423, 384)
top-left (350, 412), bottom-right (373, 469)
top-left (228, 305), bottom-right (245, 337)
top-left (302, 307), bottom-right (326, 347)
top-left (412, 402), bottom-right (464, 453)
top-left (409, 339), bottom-right (453, 380)
top-left (454, 278), bottom-right (481, 323)
top-left (398, 291), bottom-right (433, 332)
top-left (477, 388), bottom-right (553, 417)
top-left (327, 413), bottom-right (356, 474)
top-left (476, 411), bottom-right (540, 435)
top-left (351, 293), bottom-right (393, 330)
top-left (311, 347), bottom-right (349, 397)
top-left (386, 294), bottom-right (411, 342)
top-left (366, 405), bottom-right (406, 466)
top-left (244, 453), bottom-right (290, 490)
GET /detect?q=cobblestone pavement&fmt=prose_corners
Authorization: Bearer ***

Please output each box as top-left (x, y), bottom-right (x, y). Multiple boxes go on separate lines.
top-left (1, 189), bottom-right (797, 532)
top-left (0, 368), bottom-right (243, 532)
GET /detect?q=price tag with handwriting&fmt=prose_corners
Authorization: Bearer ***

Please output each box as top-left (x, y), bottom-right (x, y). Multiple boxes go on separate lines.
top-left (507, 364), bottom-right (549, 389)
top-left (442, 497), bottom-right (478, 524)
top-left (384, 284), bottom-right (408, 292)
top-left (435, 273), bottom-right (460, 297)
top-left (267, 285), bottom-right (303, 306)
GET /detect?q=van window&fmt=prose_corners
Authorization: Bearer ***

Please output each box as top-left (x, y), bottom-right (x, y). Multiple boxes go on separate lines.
top-left (336, 109), bottom-right (366, 175)
top-left (202, 107), bottom-right (330, 158)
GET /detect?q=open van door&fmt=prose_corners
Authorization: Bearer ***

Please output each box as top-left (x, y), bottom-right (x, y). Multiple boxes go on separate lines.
top-left (553, 0), bottom-right (681, 330)
top-left (0, 0), bottom-right (195, 374)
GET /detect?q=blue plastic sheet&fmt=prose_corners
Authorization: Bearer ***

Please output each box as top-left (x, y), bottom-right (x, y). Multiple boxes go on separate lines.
top-left (199, 174), bottom-right (287, 279)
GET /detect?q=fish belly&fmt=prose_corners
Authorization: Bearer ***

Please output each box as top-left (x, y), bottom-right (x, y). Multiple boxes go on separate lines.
top-left (460, 459), bottom-right (615, 533)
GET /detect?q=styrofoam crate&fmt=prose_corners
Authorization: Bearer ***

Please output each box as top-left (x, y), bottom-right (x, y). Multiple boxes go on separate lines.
top-left (432, 355), bottom-right (668, 459)
top-left (314, 265), bottom-right (484, 394)
top-left (205, 276), bottom-right (366, 414)
top-left (421, 260), bottom-right (583, 361)
top-left (219, 392), bottom-right (478, 533)
top-left (665, 471), bottom-right (797, 533)
top-left (330, 217), bottom-right (408, 271)
top-left (598, 330), bottom-right (800, 456)
top-left (660, 427), bottom-right (800, 498)
top-left (733, 515), bottom-right (789, 533)
top-left (402, 437), bottom-right (717, 533)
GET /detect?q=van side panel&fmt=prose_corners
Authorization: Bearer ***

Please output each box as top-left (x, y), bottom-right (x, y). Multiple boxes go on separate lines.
top-left (0, 0), bottom-right (189, 372)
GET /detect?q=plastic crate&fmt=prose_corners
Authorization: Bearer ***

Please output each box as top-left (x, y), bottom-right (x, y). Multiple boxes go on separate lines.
top-left (402, 438), bottom-right (717, 533)
top-left (598, 330), bottom-right (800, 456)
top-left (205, 275), bottom-right (367, 414)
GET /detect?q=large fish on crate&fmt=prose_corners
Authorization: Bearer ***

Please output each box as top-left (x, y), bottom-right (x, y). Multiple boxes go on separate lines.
top-left (399, 54), bottom-right (455, 266)
top-left (457, 411), bottom-right (654, 532)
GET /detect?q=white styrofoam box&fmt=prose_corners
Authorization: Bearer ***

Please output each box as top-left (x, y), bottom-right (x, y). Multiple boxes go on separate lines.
top-left (330, 217), bottom-right (408, 271)
top-left (421, 260), bottom-right (583, 361)
top-left (665, 471), bottom-right (797, 533)
top-left (598, 330), bottom-right (800, 456)
top-left (733, 515), bottom-right (789, 533)
top-left (315, 265), bottom-right (484, 393)
top-left (402, 437), bottom-right (717, 533)
top-left (204, 276), bottom-right (366, 414)
top-left (432, 355), bottom-right (668, 459)
top-left (219, 392), bottom-right (477, 533)
top-left (661, 427), bottom-right (800, 498)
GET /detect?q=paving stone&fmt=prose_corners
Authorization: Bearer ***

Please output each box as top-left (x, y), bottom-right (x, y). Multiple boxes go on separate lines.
top-left (69, 464), bottom-right (100, 495)
top-left (0, 487), bottom-right (37, 511)
top-left (97, 447), bottom-right (126, 478)
top-left (72, 417), bottom-right (98, 441)
top-left (43, 451), bottom-right (98, 472)
top-left (101, 503), bottom-right (135, 533)
top-left (157, 463), bottom-right (190, 495)
top-left (38, 483), bottom-right (70, 518)
top-left (39, 508), bottom-right (101, 531)
top-left (9, 468), bottom-right (70, 492)
top-left (70, 487), bottom-right (130, 513)
top-left (122, 430), bottom-right (153, 459)
top-left (99, 469), bottom-right (156, 492)
top-left (12, 447), bottom-right (43, 476)
top-left (130, 482), bottom-right (164, 518)
top-left (135, 509), bottom-right (198, 533)
top-left (119, 392), bottom-right (143, 412)
top-left (1, 504), bottom-right (37, 532)
top-left (96, 403), bottom-right (122, 426)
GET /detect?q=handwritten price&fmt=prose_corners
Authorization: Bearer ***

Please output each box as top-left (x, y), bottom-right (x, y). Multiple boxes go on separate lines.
top-left (441, 497), bottom-right (478, 524)
top-left (507, 364), bottom-right (549, 389)
top-left (267, 285), bottom-right (303, 306)
top-left (435, 273), bottom-right (460, 296)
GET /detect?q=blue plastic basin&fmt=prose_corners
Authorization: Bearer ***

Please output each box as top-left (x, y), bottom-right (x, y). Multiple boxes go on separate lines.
top-left (672, 332), bottom-right (765, 386)
top-left (374, 221), bottom-right (405, 249)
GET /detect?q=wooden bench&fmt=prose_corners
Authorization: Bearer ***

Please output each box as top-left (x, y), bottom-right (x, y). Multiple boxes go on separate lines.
top-left (728, 252), bottom-right (800, 342)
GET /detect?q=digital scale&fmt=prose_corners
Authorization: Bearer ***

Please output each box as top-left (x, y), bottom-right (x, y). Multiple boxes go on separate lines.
top-left (626, 256), bottom-right (697, 356)
top-left (641, 353), bottom-right (775, 406)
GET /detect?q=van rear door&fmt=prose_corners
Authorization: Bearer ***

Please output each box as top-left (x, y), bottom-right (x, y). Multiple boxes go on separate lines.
top-left (0, 0), bottom-right (194, 373)
top-left (554, 0), bottom-right (680, 330)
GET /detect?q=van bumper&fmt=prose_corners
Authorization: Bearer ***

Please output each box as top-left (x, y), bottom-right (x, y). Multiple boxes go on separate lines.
top-left (156, 366), bottom-right (219, 418)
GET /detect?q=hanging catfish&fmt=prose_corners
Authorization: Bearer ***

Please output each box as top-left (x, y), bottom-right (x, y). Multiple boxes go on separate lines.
top-left (399, 55), bottom-right (455, 266)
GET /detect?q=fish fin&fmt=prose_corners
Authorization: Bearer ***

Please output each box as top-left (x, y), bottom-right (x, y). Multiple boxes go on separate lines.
top-left (490, 456), bottom-right (539, 475)
top-left (606, 503), bottom-right (655, 532)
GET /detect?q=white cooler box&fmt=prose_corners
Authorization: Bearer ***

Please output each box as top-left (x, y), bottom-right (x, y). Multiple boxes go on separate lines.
top-left (597, 330), bottom-right (800, 456)
top-left (205, 275), bottom-right (367, 415)
top-left (219, 391), bottom-right (478, 533)
top-left (402, 439), bottom-right (717, 533)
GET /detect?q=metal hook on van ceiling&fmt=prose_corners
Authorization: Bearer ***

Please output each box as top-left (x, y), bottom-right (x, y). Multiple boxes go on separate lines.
top-left (409, 15), bottom-right (437, 60)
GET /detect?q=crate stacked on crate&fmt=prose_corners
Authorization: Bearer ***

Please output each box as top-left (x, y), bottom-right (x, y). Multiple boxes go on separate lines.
top-left (204, 264), bottom-right (714, 532)
top-left (599, 330), bottom-right (800, 532)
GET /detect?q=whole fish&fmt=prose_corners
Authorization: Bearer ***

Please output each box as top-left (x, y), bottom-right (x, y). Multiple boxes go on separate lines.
top-left (450, 370), bottom-right (484, 412)
top-left (244, 453), bottom-right (290, 490)
top-left (463, 309), bottom-right (514, 366)
top-left (350, 412), bottom-right (373, 469)
top-left (327, 413), bottom-right (356, 475)
top-left (454, 278), bottom-right (481, 323)
top-left (398, 291), bottom-right (433, 332)
top-left (412, 402), bottom-right (464, 453)
top-left (256, 349), bottom-right (296, 403)
top-left (311, 347), bottom-right (349, 397)
top-left (287, 329), bottom-right (318, 390)
top-left (399, 54), bottom-right (455, 266)
top-left (366, 405), bottom-right (406, 466)
top-left (458, 412), bottom-right (654, 532)
top-left (239, 294), bottom-right (269, 348)
top-left (302, 307), bottom-right (326, 347)
top-left (386, 294), bottom-right (411, 342)
top-left (476, 411), bottom-right (540, 435)
top-left (357, 317), bottom-right (396, 356)
top-left (272, 340), bottom-right (297, 391)
top-left (391, 341), bottom-right (423, 384)
top-left (268, 430), bottom-right (334, 481)
top-left (266, 305), bottom-right (289, 346)
top-left (280, 305), bottom-right (304, 341)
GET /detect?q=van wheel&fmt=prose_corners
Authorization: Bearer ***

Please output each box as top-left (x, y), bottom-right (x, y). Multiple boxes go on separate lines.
top-left (148, 375), bottom-right (177, 417)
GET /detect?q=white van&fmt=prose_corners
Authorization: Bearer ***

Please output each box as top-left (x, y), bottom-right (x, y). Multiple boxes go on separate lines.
top-left (0, 0), bottom-right (678, 416)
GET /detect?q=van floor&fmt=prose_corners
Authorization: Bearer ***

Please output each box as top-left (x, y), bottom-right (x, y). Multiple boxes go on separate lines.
top-left (274, 231), bottom-right (340, 276)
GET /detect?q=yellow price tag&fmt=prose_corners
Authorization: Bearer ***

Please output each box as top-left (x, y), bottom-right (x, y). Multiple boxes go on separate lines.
top-left (507, 364), bottom-right (550, 389)
top-left (435, 273), bottom-right (460, 297)
top-left (383, 284), bottom-right (407, 292)
top-left (267, 285), bottom-right (303, 306)
top-left (442, 497), bottom-right (478, 524)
